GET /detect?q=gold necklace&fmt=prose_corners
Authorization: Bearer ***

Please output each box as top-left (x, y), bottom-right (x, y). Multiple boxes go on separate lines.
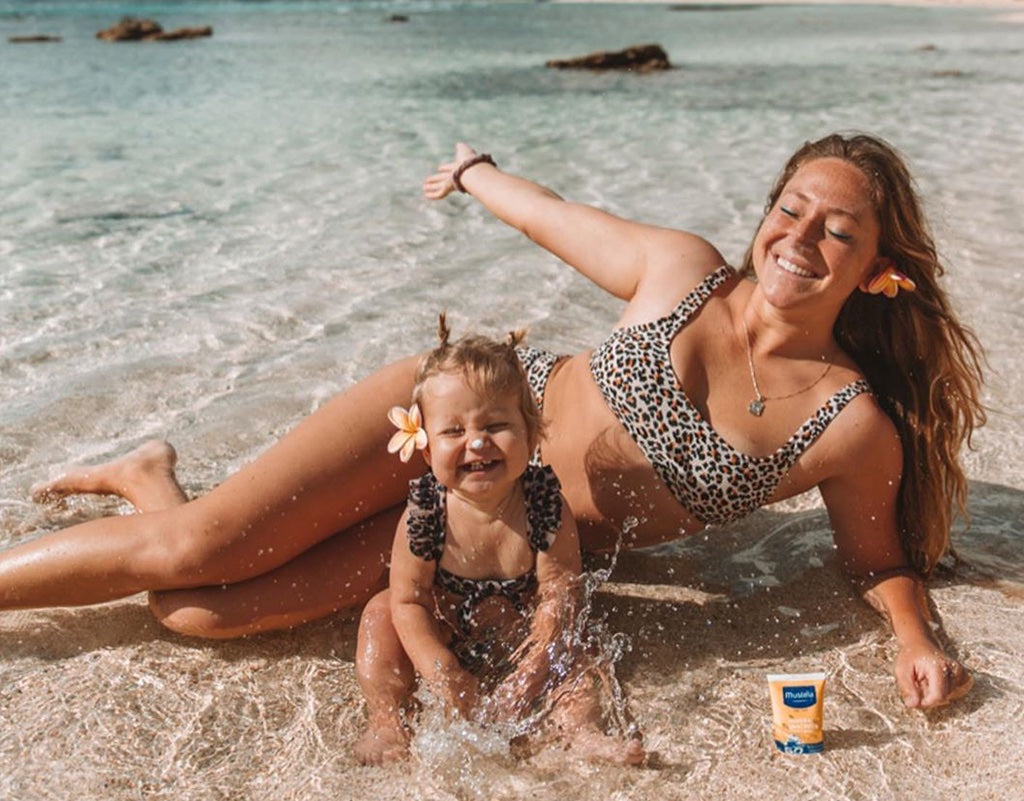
top-left (741, 318), bottom-right (834, 417)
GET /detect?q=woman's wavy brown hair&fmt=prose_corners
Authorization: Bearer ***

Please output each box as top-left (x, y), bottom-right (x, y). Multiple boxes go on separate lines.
top-left (740, 133), bottom-right (986, 575)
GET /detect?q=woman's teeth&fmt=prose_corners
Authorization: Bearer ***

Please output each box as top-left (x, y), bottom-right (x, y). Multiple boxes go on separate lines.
top-left (777, 255), bottom-right (815, 278)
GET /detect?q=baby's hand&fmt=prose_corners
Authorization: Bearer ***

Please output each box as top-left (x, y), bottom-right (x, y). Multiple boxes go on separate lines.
top-left (422, 142), bottom-right (478, 200)
top-left (895, 644), bottom-right (973, 708)
top-left (481, 677), bottom-right (526, 723)
top-left (440, 667), bottom-right (482, 720)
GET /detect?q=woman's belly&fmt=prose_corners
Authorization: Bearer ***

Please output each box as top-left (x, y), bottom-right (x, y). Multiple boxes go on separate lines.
top-left (539, 353), bottom-right (705, 552)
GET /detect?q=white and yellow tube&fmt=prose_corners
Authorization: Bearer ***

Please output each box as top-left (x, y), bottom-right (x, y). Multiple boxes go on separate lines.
top-left (766, 672), bottom-right (827, 754)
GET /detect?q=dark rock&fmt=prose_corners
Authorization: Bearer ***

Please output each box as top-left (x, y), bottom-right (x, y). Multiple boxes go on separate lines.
top-left (8, 35), bottom-right (62, 43)
top-left (546, 43), bottom-right (671, 73)
top-left (96, 17), bottom-right (212, 42)
top-left (388, 14), bottom-right (409, 23)
top-left (96, 18), bottom-right (162, 41)
top-left (151, 26), bottom-right (213, 42)
top-left (669, 4), bottom-right (762, 10)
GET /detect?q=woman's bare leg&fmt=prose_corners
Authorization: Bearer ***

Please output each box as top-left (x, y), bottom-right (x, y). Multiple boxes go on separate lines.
top-left (0, 356), bottom-right (423, 615)
top-left (149, 506), bottom-right (403, 638)
top-left (352, 589), bottom-right (416, 765)
top-left (31, 440), bottom-right (186, 510)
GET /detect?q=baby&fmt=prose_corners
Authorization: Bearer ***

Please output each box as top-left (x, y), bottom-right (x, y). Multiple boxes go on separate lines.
top-left (354, 317), bottom-right (644, 766)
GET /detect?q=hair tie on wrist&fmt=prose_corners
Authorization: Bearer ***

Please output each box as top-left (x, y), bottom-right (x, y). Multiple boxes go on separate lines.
top-left (452, 153), bottom-right (495, 194)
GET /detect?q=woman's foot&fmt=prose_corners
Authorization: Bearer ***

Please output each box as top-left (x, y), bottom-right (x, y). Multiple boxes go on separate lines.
top-left (31, 440), bottom-right (187, 511)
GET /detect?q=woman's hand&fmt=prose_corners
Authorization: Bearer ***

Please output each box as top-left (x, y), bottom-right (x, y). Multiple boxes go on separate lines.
top-left (422, 142), bottom-right (478, 200)
top-left (895, 642), bottom-right (973, 708)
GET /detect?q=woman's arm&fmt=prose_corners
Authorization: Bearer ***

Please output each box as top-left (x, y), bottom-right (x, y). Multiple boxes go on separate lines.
top-left (819, 408), bottom-right (971, 708)
top-left (488, 499), bottom-right (584, 720)
top-left (860, 572), bottom-right (972, 708)
top-left (388, 512), bottom-right (480, 719)
top-left (423, 142), bottom-right (722, 304)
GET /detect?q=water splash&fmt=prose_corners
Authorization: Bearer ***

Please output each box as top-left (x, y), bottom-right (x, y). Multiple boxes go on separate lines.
top-left (400, 516), bottom-right (643, 789)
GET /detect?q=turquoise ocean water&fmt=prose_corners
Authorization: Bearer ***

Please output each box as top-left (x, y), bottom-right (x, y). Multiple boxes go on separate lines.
top-left (2, 3), bottom-right (1024, 799)
top-left (2, 1), bottom-right (1023, 494)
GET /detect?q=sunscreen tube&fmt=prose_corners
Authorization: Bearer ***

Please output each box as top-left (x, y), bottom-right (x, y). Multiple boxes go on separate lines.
top-left (766, 672), bottom-right (827, 754)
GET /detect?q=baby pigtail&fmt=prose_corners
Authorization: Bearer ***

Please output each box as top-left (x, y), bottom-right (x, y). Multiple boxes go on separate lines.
top-left (436, 312), bottom-right (452, 349)
top-left (506, 328), bottom-right (528, 350)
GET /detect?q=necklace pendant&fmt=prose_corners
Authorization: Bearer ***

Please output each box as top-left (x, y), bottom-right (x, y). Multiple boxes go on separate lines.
top-left (748, 398), bottom-right (766, 417)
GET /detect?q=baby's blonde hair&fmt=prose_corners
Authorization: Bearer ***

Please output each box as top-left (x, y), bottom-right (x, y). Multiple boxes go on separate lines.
top-left (411, 314), bottom-right (545, 451)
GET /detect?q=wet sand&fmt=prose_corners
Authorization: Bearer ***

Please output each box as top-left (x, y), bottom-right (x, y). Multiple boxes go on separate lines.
top-left (3, 491), bottom-right (1022, 800)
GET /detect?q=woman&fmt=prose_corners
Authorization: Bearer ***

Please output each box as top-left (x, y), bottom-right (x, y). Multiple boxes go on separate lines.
top-left (3, 133), bottom-right (983, 709)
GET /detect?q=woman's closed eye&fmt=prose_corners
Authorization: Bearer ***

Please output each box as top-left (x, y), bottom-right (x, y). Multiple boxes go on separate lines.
top-left (781, 204), bottom-right (852, 241)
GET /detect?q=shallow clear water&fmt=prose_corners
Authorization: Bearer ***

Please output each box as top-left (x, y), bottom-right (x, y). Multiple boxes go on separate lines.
top-left (1, 2), bottom-right (1023, 799)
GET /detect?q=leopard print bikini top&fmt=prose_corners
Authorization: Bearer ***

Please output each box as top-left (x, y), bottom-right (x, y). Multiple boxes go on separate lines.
top-left (406, 464), bottom-right (563, 634)
top-left (589, 264), bottom-right (871, 527)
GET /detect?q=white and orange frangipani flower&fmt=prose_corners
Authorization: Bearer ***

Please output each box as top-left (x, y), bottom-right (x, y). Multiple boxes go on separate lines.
top-left (387, 403), bottom-right (428, 462)
top-left (860, 269), bottom-right (916, 298)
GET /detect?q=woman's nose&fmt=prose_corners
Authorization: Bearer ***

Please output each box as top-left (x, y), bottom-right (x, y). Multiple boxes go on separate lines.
top-left (789, 215), bottom-right (822, 249)
top-left (468, 435), bottom-right (488, 451)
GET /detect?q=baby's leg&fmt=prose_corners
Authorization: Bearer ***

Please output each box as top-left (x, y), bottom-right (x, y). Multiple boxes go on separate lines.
top-left (31, 440), bottom-right (186, 510)
top-left (546, 671), bottom-right (645, 766)
top-left (354, 589), bottom-right (416, 765)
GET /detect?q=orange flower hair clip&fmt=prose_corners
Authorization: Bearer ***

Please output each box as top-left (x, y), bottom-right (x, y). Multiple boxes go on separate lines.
top-left (387, 404), bottom-right (428, 462)
top-left (860, 268), bottom-right (916, 298)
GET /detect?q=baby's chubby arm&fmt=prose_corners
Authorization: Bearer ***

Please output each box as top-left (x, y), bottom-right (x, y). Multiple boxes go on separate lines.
top-left (389, 511), bottom-right (480, 719)
top-left (488, 499), bottom-right (583, 720)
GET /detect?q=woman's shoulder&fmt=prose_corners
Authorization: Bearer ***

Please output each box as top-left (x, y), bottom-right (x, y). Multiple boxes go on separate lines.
top-left (815, 385), bottom-right (902, 481)
top-left (644, 231), bottom-right (728, 284)
top-left (623, 234), bottom-right (735, 324)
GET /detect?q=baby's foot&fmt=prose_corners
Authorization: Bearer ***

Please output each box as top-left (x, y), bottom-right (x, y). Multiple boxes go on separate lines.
top-left (31, 440), bottom-right (182, 508)
top-left (564, 729), bottom-right (646, 766)
top-left (354, 717), bottom-right (410, 766)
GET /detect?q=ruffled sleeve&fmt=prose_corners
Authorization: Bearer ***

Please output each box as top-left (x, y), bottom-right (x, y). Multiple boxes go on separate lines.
top-left (406, 472), bottom-right (445, 561)
top-left (522, 464), bottom-right (563, 552)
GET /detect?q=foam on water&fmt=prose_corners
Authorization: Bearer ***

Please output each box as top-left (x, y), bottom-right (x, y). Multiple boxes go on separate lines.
top-left (2, 2), bottom-right (1024, 799)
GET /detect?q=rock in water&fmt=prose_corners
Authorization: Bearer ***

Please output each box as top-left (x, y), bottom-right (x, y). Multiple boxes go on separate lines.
top-left (96, 18), bottom-right (162, 41)
top-left (152, 26), bottom-right (213, 42)
top-left (96, 17), bottom-right (212, 42)
top-left (8, 35), bottom-right (63, 43)
top-left (546, 44), bottom-right (671, 73)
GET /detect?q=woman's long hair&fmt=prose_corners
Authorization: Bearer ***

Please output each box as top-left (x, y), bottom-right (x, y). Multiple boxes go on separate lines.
top-left (740, 133), bottom-right (986, 574)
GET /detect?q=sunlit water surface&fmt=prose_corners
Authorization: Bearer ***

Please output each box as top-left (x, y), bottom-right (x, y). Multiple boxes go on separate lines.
top-left (1, 2), bottom-right (1023, 799)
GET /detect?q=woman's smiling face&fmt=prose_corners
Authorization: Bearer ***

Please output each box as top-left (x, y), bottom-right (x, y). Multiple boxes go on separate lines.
top-left (752, 157), bottom-right (887, 312)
